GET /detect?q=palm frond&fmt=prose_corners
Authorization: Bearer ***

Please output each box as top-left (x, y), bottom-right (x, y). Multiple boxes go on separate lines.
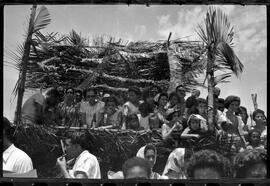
top-left (32, 6), bottom-right (51, 33)
top-left (213, 72), bottom-right (232, 86)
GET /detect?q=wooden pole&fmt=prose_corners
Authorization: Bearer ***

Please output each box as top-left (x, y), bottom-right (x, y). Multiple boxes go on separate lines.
top-left (14, 5), bottom-right (37, 125)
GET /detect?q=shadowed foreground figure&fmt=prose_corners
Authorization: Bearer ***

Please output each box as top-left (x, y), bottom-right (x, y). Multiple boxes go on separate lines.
top-left (233, 148), bottom-right (267, 178)
top-left (122, 157), bottom-right (151, 179)
top-left (186, 149), bottom-right (232, 179)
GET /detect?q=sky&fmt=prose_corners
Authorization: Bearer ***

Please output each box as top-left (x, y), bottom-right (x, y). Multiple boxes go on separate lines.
top-left (3, 5), bottom-right (267, 121)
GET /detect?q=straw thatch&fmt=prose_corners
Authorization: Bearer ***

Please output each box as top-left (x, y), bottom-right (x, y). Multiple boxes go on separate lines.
top-left (12, 125), bottom-right (236, 178)
top-left (11, 30), bottom-right (207, 93)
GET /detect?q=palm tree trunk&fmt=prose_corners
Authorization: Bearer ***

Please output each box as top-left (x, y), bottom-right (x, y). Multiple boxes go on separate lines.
top-left (207, 49), bottom-right (215, 132)
top-left (14, 5), bottom-right (37, 125)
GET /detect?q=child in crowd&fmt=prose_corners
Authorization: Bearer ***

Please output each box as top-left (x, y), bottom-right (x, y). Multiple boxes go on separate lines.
top-left (122, 157), bottom-right (152, 179)
top-left (246, 129), bottom-right (264, 149)
top-left (162, 110), bottom-right (183, 147)
top-left (137, 102), bottom-right (153, 130)
top-left (125, 114), bottom-right (144, 131)
top-left (155, 93), bottom-right (169, 124)
top-left (181, 114), bottom-right (207, 139)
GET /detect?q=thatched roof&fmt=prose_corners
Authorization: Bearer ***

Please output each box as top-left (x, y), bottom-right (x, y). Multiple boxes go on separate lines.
top-left (18, 30), bottom-right (206, 93)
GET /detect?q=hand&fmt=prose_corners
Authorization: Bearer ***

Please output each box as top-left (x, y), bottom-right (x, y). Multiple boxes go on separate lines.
top-left (56, 156), bottom-right (67, 170)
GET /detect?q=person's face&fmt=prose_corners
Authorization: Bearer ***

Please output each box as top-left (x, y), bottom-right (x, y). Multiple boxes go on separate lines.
top-left (254, 113), bottom-right (265, 123)
top-left (190, 119), bottom-right (200, 131)
top-left (193, 167), bottom-right (221, 179)
top-left (244, 162), bottom-right (267, 178)
top-left (214, 87), bottom-right (220, 97)
top-left (64, 139), bottom-right (78, 159)
top-left (172, 112), bottom-right (180, 121)
top-left (170, 96), bottom-right (179, 106)
top-left (228, 101), bottom-right (240, 113)
top-left (159, 96), bottom-right (168, 107)
top-left (144, 149), bottom-right (156, 168)
top-left (150, 87), bottom-right (159, 97)
top-left (197, 103), bottom-right (207, 115)
top-left (218, 102), bottom-right (225, 112)
top-left (129, 91), bottom-right (139, 103)
top-left (176, 88), bottom-right (186, 98)
top-left (86, 90), bottom-right (97, 105)
top-left (125, 166), bottom-right (149, 179)
top-left (250, 132), bottom-right (261, 146)
top-left (106, 101), bottom-right (116, 114)
top-left (129, 115), bottom-right (140, 129)
top-left (65, 89), bottom-right (74, 100)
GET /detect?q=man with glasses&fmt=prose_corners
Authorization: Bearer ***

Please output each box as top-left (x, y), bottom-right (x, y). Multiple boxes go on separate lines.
top-left (79, 88), bottom-right (105, 128)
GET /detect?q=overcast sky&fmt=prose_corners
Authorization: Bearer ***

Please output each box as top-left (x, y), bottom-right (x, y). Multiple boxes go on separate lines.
top-left (3, 5), bottom-right (267, 121)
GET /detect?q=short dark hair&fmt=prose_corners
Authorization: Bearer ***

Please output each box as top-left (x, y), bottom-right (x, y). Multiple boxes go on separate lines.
top-left (252, 109), bottom-right (265, 120)
top-left (218, 98), bottom-right (225, 104)
top-left (46, 88), bottom-right (60, 99)
top-left (122, 157), bottom-right (151, 178)
top-left (65, 133), bottom-right (89, 150)
top-left (144, 144), bottom-right (156, 156)
top-left (186, 150), bottom-right (232, 178)
top-left (3, 117), bottom-right (14, 142)
top-left (224, 95), bottom-right (241, 109)
top-left (233, 149), bottom-right (267, 178)
top-left (166, 110), bottom-right (180, 121)
top-left (128, 86), bottom-right (141, 96)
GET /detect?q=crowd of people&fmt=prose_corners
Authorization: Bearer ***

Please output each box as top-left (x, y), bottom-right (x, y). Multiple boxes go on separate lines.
top-left (3, 84), bottom-right (267, 179)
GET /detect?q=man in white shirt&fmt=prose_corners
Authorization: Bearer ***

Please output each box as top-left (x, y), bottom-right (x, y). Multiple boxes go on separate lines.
top-left (56, 134), bottom-right (101, 179)
top-left (3, 117), bottom-right (33, 174)
top-left (79, 88), bottom-right (105, 128)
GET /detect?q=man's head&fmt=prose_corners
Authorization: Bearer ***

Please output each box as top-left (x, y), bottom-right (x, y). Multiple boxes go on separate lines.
top-left (84, 88), bottom-right (98, 105)
top-left (143, 144), bottom-right (157, 168)
top-left (65, 88), bottom-right (74, 101)
top-left (252, 109), bottom-right (266, 124)
top-left (3, 117), bottom-right (14, 147)
top-left (196, 98), bottom-right (207, 115)
top-left (128, 87), bottom-right (141, 103)
top-left (224, 95), bottom-right (241, 113)
top-left (74, 89), bottom-right (83, 103)
top-left (214, 87), bottom-right (221, 97)
top-left (233, 149), bottom-right (267, 178)
top-left (45, 88), bottom-right (61, 107)
top-left (176, 85), bottom-right (186, 99)
top-left (186, 150), bottom-right (232, 179)
top-left (218, 98), bottom-right (225, 112)
top-left (64, 134), bottom-right (88, 160)
top-left (122, 157), bottom-right (151, 179)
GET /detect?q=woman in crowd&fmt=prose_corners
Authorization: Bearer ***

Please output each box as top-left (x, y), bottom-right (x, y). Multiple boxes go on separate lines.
top-left (186, 149), bottom-right (232, 179)
top-left (166, 92), bottom-right (181, 113)
top-left (155, 93), bottom-right (169, 125)
top-left (233, 149), bottom-right (267, 178)
top-left (96, 96), bottom-right (122, 129)
top-left (125, 114), bottom-right (144, 131)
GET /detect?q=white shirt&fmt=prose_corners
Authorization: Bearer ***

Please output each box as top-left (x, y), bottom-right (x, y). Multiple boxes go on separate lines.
top-left (137, 114), bottom-right (150, 130)
top-left (80, 101), bottom-right (105, 127)
top-left (69, 150), bottom-right (101, 179)
top-left (162, 148), bottom-right (186, 179)
top-left (3, 144), bottom-right (33, 174)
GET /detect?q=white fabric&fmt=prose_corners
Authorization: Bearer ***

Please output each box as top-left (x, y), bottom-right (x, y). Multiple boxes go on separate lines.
top-left (162, 148), bottom-right (186, 179)
top-left (122, 101), bottom-right (140, 116)
top-left (21, 93), bottom-right (45, 124)
top-left (136, 145), bottom-right (146, 158)
top-left (80, 101), bottom-right (105, 127)
top-left (3, 144), bottom-right (33, 174)
top-left (137, 114), bottom-right (150, 130)
top-left (69, 150), bottom-right (101, 179)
